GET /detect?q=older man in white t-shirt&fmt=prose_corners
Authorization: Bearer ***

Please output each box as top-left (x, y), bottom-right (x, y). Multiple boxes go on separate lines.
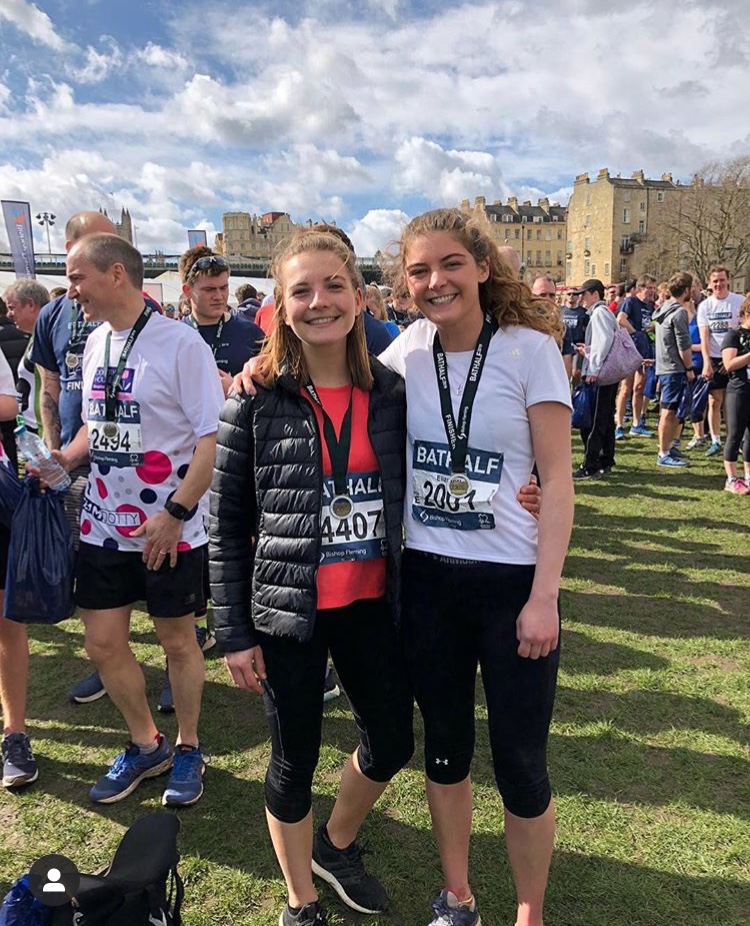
top-left (698, 266), bottom-right (743, 456)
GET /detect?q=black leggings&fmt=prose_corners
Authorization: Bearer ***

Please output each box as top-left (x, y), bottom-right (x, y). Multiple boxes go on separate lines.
top-left (402, 551), bottom-right (559, 819)
top-left (723, 390), bottom-right (750, 463)
top-left (260, 597), bottom-right (414, 824)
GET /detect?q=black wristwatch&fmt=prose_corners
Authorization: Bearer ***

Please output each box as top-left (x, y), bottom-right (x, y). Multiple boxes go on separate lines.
top-left (164, 498), bottom-right (190, 521)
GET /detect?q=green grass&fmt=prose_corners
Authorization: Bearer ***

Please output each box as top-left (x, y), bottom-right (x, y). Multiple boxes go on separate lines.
top-left (2, 427), bottom-right (750, 925)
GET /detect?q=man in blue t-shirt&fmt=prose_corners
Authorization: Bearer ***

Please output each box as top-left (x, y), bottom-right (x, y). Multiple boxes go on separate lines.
top-left (179, 248), bottom-right (264, 396)
top-left (615, 274), bottom-right (656, 438)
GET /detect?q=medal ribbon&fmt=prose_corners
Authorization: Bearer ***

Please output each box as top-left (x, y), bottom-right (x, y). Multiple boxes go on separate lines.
top-left (103, 305), bottom-right (153, 422)
top-left (306, 384), bottom-right (354, 498)
top-left (188, 313), bottom-right (225, 359)
top-left (432, 314), bottom-right (497, 477)
top-left (69, 303), bottom-right (90, 350)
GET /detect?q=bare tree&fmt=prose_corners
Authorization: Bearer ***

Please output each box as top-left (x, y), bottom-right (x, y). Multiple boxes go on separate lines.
top-left (640, 155), bottom-right (750, 288)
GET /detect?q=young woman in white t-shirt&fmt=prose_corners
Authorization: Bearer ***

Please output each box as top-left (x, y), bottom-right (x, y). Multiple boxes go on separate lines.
top-left (379, 208), bottom-right (574, 926)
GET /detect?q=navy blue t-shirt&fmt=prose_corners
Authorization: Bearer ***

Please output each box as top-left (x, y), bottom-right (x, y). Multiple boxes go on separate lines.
top-left (364, 311), bottom-right (395, 354)
top-left (562, 306), bottom-right (589, 345)
top-left (618, 295), bottom-right (649, 332)
top-left (31, 294), bottom-right (162, 447)
top-left (182, 312), bottom-right (264, 375)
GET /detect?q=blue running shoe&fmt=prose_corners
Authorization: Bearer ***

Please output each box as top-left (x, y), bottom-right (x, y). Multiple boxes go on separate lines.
top-left (90, 736), bottom-right (173, 804)
top-left (427, 890), bottom-right (481, 926)
top-left (2, 733), bottom-right (39, 788)
top-left (657, 454), bottom-right (688, 468)
top-left (69, 670), bottom-right (107, 704)
top-left (614, 426), bottom-right (626, 440)
top-left (630, 424), bottom-right (654, 437)
top-left (706, 440), bottom-right (723, 457)
top-left (162, 744), bottom-right (205, 807)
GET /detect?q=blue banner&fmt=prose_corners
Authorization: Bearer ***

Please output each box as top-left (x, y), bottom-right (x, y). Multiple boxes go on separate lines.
top-left (2, 201), bottom-right (36, 278)
top-left (187, 229), bottom-right (207, 249)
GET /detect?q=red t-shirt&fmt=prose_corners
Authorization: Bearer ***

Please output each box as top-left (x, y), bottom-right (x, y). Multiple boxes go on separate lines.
top-left (255, 303), bottom-right (276, 335)
top-left (303, 385), bottom-right (387, 611)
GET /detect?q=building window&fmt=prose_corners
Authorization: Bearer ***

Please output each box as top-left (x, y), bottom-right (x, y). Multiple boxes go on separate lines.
top-left (504, 229), bottom-right (509, 239)
top-left (584, 259), bottom-right (591, 275)
top-left (515, 229), bottom-right (520, 239)
top-left (528, 229), bottom-right (532, 239)
top-left (536, 229), bottom-right (542, 239)
top-left (591, 264), bottom-right (597, 275)
top-left (657, 191), bottom-right (665, 202)
top-left (620, 258), bottom-right (628, 272)
top-left (584, 237), bottom-right (592, 251)
top-left (545, 229), bottom-right (552, 240)
top-left (623, 208), bottom-right (631, 224)
top-left (557, 229), bottom-right (563, 239)
top-left (536, 250), bottom-right (542, 264)
top-left (586, 193), bottom-right (592, 205)
top-left (621, 235), bottom-right (631, 248)
top-left (638, 220), bottom-right (645, 233)
top-left (640, 201), bottom-right (646, 212)
top-left (545, 250), bottom-right (551, 262)
top-left (586, 214), bottom-right (592, 226)
top-left (604, 263), bottom-right (610, 278)
top-left (624, 191), bottom-right (632, 202)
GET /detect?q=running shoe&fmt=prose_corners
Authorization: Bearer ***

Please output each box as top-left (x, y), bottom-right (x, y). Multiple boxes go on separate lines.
top-left (162, 744), bottom-right (206, 807)
top-left (669, 448), bottom-right (689, 461)
top-left (724, 476), bottom-right (750, 495)
top-left (572, 465), bottom-right (600, 481)
top-left (706, 440), bottom-right (723, 457)
top-left (195, 625), bottom-right (216, 652)
top-left (68, 670), bottom-right (107, 704)
top-left (312, 825), bottom-right (389, 913)
top-left (323, 664), bottom-right (340, 702)
top-left (90, 736), bottom-right (173, 804)
top-left (427, 890), bottom-right (481, 926)
top-left (279, 902), bottom-right (329, 926)
top-left (614, 426), bottom-right (627, 440)
top-left (2, 733), bottom-right (39, 788)
top-left (630, 424), bottom-right (654, 437)
top-left (686, 436), bottom-right (708, 450)
top-left (657, 454), bottom-right (688, 468)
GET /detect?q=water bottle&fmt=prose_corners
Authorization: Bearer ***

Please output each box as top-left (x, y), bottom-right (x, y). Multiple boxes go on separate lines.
top-left (14, 420), bottom-right (71, 492)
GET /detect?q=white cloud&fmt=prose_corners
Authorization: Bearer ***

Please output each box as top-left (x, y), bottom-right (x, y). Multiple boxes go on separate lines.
top-left (348, 209), bottom-right (410, 257)
top-left (394, 138), bottom-right (509, 203)
top-left (76, 39), bottom-right (124, 84)
top-left (136, 42), bottom-right (189, 71)
top-left (0, 0), bottom-right (66, 50)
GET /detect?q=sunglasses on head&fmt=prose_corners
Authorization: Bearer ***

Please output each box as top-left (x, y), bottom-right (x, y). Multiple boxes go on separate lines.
top-left (189, 255), bottom-right (228, 276)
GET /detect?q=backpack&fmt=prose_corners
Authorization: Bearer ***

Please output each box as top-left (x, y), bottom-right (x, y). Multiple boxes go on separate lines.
top-left (49, 814), bottom-right (183, 926)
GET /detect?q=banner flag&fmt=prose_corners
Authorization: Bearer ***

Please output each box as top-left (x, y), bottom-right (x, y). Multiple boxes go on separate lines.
top-left (2, 201), bottom-right (36, 278)
top-left (187, 229), bottom-right (208, 249)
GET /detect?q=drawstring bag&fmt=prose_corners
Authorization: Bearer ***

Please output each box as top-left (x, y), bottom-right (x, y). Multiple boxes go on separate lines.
top-left (689, 376), bottom-right (712, 423)
top-left (571, 382), bottom-right (596, 431)
top-left (4, 477), bottom-right (75, 625)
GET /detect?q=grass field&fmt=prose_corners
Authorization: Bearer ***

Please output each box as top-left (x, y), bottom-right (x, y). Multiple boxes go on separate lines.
top-left (2, 428), bottom-right (749, 926)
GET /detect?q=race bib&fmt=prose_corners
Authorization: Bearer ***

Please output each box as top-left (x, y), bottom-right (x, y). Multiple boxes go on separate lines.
top-left (320, 470), bottom-right (386, 565)
top-left (412, 439), bottom-right (503, 531)
top-left (710, 308), bottom-right (732, 334)
top-left (87, 397), bottom-right (144, 467)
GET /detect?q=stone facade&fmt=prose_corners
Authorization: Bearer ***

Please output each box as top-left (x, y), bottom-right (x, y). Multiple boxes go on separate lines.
top-left (461, 196), bottom-right (568, 283)
top-left (216, 211), bottom-right (308, 260)
top-left (566, 168), bottom-right (679, 285)
top-left (99, 207), bottom-right (133, 245)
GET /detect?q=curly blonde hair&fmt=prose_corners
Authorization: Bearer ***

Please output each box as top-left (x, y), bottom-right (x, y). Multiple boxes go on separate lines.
top-left (386, 208), bottom-right (564, 343)
top-left (257, 229), bottom-right (373, 390)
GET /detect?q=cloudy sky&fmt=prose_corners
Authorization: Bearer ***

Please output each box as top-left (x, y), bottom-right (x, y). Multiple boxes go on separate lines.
top-left (0, 0), bottom-right (748, 257)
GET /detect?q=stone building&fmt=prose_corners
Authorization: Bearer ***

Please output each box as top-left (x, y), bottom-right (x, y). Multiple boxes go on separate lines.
top-left (460, 196), bottom-right (568, 283)
top-left (99, 207), bottom-right (133, 245)
top-left (216, 211), bottom-right (307, 261)
top-left (565, 169), bottom-right (678, 285)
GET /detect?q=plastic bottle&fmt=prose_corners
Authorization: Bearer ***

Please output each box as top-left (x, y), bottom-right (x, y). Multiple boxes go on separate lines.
top-left (14, 420), bottom-right (71, 492)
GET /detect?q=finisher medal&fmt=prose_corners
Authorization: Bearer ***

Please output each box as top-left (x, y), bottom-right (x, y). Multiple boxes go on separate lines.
top-left (330, 495), bottom-right (354, 520)
top-left (103, 422), bottom-right (118, 439)
top-left (448, 474), bottom-right (471, 498)
top-left (65, 352), bottom-right (79, 370)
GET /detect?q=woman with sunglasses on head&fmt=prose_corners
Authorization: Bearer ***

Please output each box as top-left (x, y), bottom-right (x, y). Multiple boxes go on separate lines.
top-left (209, 229), bottom-right (414, 926)
top-left (380, 209), bottom-right (573, 926)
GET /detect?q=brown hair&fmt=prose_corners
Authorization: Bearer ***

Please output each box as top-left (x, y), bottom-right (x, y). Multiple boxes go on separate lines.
top-left (73, 233), bottom-right (143, 289)
top-left (386, 208), bottom-right (563, 342)
top-left (366, 283), bottom-right (387, 320)
top-left (257, 230), bottom-right (373, 390)
top-left (740, 295), bottom-right (750, 319)
top-left (636, 274), bottom-right (657, 289)
top-left (179, 245), bottom-right (229, 284)
top-left (667, 272), bottom-right (693, 299)
top-left (708, 265), bottom-right (729, 280)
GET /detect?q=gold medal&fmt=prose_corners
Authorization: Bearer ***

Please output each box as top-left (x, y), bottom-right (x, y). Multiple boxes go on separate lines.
top-left (330, 495), bottom-right (354, 520)
top-left (65, 352), bottom-right (79, 370)
top-left (103, 422), bottom-right (118, 439)
top-left (448, 473), bottom-right (471, 498)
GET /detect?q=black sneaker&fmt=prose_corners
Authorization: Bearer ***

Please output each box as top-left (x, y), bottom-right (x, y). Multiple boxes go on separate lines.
top-left (323, 664), bottom-right (340, 702)
top-left (2, 733), bottom-right (39, 788)
top-left (279, 901), bottom-right (329, 926)
top-left (68, 670), bottom-right (107, 704)
top-left (572, 465), bottom-right (600, 481)
top-left (312, 825), bottom-right (389, 914)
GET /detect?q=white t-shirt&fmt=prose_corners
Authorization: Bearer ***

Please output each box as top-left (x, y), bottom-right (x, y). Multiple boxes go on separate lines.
top-left (17, 339), bottom-right (41, 433)
top-left (80, 312), bottom-right (224, 552)
top-left (0, 348), bottom-right (15, 466)
top-left (697, 293), bottom-right (743, 356)
top-left (380, 319), bottom-right (572, 565)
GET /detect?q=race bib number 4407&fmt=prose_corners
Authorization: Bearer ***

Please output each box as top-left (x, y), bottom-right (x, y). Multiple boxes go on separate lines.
top-left (412, 439), bottom-right (503, 531)
top-left (320, 471), bottom-right (386, 565)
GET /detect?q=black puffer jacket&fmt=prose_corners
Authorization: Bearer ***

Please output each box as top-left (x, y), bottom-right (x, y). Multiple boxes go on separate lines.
top-left (209, 358), bottom-right (405, 652)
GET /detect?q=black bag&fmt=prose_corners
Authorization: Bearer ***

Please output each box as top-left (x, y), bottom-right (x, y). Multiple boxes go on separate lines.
top-left (50, 814), bottom-right (183, 926)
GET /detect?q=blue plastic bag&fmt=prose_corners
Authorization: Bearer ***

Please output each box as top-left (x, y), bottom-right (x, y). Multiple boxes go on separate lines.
top-left (690, 376), bottom-right (712, 423)
top-left (0, 461), bottom-right (22, 529)
top-left (4, 477), bottom-right (75, 624)
top-left (571, 382), bottom-right (596, 431)
top-left (643, 363), bottom-right (657, 400)
top-left (0, 875), bottom-right (53, 926)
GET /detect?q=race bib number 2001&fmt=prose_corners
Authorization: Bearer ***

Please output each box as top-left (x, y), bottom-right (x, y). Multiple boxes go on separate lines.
top-left (320, 471), bottom-right (386, 565)
top-left (412, 439), bottom-right (503, 531)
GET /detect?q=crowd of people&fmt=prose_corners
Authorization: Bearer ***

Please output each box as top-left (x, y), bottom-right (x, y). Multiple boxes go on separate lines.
top-left (0, 205), bottom-right (747, 926)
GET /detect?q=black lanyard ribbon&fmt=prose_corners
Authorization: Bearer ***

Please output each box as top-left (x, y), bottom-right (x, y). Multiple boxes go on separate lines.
top-left (432, 314), bottom-right (496, 484)
top-left (103, 306), bottom-right (153, 422)
top-left (306, 384), bottom-right (354, 499)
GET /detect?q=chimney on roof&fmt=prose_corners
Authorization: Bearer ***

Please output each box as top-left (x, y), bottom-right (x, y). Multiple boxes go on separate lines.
top-left (632, 169), bottom-right (645, 184)
top-left (597, 168), bottom-right (610, 180)
top-left (538, 197), bottom-right (550, 212)
top-left (661, 173), bottom-right (673, 183)
top-left (474, 196), bottom-right (486, 209)
top-left (574, 173), bottom-right (590, 184)
top-left (460, 199), bottom-right (470, 211)
top-left (508, 196), bottom-right (518, 210)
